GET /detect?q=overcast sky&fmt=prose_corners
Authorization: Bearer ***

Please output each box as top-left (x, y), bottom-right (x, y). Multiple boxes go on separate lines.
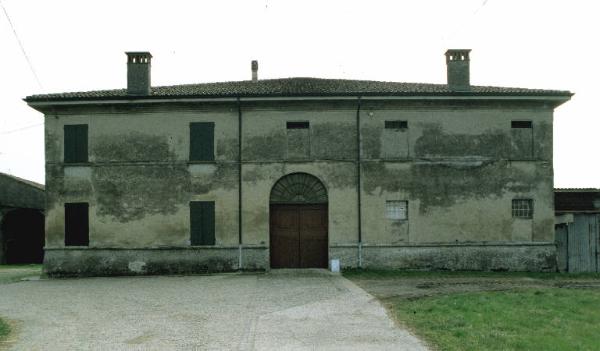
top-left (0, 0), bottom-right (597, 187)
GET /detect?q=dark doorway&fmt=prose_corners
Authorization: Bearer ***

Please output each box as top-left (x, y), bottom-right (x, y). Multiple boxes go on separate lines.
top-left (269, 173), bottom-right (328, 269)
top-left (1, 209), bottom-right (45, 264)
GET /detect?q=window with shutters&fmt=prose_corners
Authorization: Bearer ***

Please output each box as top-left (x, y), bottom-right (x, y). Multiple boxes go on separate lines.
top-left (64, 202), bottom-right (89, 246)
top-left (190, 201), bottom-right (215, 245)
top-left (190, 122), bottom-right (215, 161)
top-left (64, 124), bottom-right (88, 163)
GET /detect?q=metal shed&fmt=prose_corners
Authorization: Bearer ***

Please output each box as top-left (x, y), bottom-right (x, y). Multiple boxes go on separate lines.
top-left (555, 189), bottom-right (600, 272)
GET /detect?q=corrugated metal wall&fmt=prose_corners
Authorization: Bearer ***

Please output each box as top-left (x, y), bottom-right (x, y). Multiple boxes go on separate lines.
top-left (556, 214), bottom-right (600, 272)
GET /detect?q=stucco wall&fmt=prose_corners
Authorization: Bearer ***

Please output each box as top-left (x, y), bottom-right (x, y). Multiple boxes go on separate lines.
top-left (359, 102), bottom-right (554, 245)
top-left (42, 99), bottom-right (557, 274)
top-left (45, 104), bottom-right (240, 249)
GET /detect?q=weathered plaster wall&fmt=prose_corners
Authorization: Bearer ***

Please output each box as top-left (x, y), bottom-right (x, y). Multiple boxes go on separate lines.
top-left (359, 102), bottom-right (554, 247)
top-left (43, 99), bottom-right (556, 274)
top-left (241, 162), bottom-right (358, 246)
top-left (241, 102), bottom-right (358, 162)
top-left (44, 105), bottom-right (240, 251)
top-left (240, 103), bottom-right (358, 250)
top-left (361, 243), bottom-right (556, 271)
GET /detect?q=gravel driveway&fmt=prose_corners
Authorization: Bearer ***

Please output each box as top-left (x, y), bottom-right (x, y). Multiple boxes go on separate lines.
top-left (0, 269), bottom-right (427, 350)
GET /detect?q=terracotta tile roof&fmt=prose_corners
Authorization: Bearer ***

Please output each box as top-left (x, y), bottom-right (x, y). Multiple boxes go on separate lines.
top-left (25, 77), bottom-right (572, 102)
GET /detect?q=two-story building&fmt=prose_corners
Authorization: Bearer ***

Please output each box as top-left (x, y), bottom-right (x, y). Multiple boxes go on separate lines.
top-left (26, 50), bottom-right (572, 276)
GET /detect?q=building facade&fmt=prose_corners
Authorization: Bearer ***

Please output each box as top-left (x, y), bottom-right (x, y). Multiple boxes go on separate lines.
top-left (26, 50), bottom-right (572, 276)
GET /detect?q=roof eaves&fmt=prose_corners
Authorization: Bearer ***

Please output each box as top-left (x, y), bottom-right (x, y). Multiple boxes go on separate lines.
top-left (0, 172), bottom-right (45, 190)
top-left (25, 91), bottom-right (573, 104)
top-left (555, 188), bottom-right (600, 193)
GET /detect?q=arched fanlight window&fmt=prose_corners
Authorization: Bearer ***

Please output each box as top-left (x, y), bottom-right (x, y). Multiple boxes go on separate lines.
top-left (270, 173), bottom-right (327, 204)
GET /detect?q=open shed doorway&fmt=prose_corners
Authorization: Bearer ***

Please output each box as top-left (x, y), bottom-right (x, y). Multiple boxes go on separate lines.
top-left (269, 173), bottom-right (328, 268)
top-left (1, 209), bottom-right (45, 264)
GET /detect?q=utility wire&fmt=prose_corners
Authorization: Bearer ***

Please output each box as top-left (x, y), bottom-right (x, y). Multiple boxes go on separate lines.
top-left (442, 0), bottom-right (490, 44)
top-left (0, 0), bottom-right (45, 137)
top-left (0, 122), bottom-right (44, 135)
top-left (0, 0), bottom-right (43, 90)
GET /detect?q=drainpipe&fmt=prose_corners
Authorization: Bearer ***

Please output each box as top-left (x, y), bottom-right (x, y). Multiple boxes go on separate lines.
top-left (565, 223), bottom-right (569, 272)
top-left (237, 97), bottom-right (243, 270)
top-left (356, 97), bottom-right (363, 268)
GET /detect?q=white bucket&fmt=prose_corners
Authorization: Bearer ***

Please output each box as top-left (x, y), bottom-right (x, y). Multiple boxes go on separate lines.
top-left (330, 259), bottom-right (340, 273)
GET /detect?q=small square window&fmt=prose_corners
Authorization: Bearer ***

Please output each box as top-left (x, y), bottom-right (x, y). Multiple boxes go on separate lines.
top-left (385, 120), bottom-right (408, 129)
top-left (512, 199), bottom-right (533, 219)
top-left (511, 121), bottom-right (532, 129)
top-left (287, 121), bottom-right (309, 129)
top-left (386, 200), bottom-right (407, 220)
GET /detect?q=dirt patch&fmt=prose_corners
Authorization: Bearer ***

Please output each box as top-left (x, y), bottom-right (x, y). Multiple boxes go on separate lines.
top-left (0, 319), bottom-right (21, 351)
top-left (350, 276), bottom-right (600, 300)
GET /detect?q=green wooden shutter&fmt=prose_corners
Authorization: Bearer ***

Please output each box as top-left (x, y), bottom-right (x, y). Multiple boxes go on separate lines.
top-left (64, 125), bottom-right (88, 163)
top-left (190, 122), bottom-right (214, 161)
top-left (64, 202), bottom-right (89, 246)
top-left (190, 201), bottom-right (215, 245)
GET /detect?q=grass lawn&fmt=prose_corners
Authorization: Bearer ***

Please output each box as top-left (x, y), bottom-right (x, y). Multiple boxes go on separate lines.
top-left (0, 317), bottom-right (9, 345)
top-left (393, 288), bottom-right (600, 351)
top-left (0, 264), bottom-right (42, 285)
top-left (344, 270), bottom-right (600, 350)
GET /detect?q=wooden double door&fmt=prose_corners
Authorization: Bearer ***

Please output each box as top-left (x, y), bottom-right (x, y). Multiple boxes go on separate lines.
top-left (270, 204), bottom-right (328, 268)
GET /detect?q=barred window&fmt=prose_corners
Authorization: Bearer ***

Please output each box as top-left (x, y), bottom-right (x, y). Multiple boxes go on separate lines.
top-left (386, 200), bottom-right (408, 220)
top-left (512, 199), bottom-right (533, 219)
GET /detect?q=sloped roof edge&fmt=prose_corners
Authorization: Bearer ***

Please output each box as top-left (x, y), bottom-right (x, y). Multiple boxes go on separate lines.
top-left (25, 77), bottom-right (573, 103)
top-left (0, 172), bottom-right (44, 191)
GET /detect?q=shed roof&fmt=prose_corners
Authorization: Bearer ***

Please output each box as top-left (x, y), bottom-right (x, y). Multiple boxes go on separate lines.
top-left (25, 77), bottom-right (573, 102)
top-left (555, 189), bottom-right (600, 213)
top-left (0, 172), bottom-right (44, 210)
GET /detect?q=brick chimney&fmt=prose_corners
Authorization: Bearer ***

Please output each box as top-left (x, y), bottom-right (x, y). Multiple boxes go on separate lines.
top-left (445, 49), bottom-right (471, 91)
top-left (126, 52), bottom-right (152, 95)
top-left (251, 60), bottom-right (258, 82)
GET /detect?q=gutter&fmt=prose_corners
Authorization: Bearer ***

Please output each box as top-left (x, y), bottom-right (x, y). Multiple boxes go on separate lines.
top-left (237, 97), bottom-right (243, 270)
top-left (356, 97), bottom-right (362, 268)
top-left (25, 94), bottom-right (572, 112)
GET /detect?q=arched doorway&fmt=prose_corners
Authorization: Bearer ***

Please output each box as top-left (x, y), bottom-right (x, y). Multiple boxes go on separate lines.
top-left (269, 173), bottom-right (328, 268)
top-left (1, 209), bottom-right (45, 264)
